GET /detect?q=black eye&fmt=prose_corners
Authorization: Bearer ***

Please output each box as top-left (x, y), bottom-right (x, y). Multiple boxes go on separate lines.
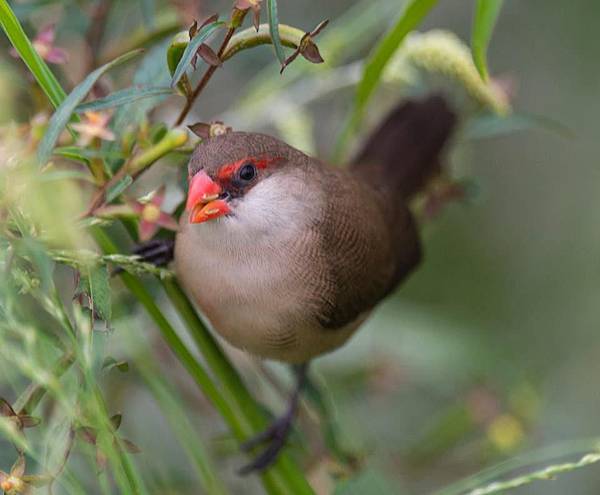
top-left (238, 162), bottom-right (257, 182)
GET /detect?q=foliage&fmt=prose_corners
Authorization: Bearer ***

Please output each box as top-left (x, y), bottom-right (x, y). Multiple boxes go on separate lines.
top-left (0, 0), bottom-right (591, 494)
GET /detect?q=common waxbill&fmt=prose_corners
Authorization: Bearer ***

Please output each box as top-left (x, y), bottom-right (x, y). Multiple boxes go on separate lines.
top-left (167, 95), bottom-right (456, 472)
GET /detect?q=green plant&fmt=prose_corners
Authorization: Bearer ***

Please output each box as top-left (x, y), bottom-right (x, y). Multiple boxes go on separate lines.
top-left (2, 1), bottom-right (588, 494)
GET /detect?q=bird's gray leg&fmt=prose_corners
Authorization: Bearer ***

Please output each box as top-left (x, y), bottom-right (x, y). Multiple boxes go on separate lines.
top-left (238, 363), bottom-right (308, 475)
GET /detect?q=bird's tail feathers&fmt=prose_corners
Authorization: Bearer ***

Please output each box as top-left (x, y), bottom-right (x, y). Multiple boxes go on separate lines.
top-left (351, 94), bottom-right (457, 199)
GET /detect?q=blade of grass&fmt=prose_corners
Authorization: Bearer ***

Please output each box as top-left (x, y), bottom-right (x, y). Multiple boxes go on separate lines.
top-left (38, 49), bottom-right (143, 166)
top-left (267, 0), bottom-right (286, 66)
top-left (92, 229), bottom-right (315, 495)
top-left (0, 0), bottom-right (66, 108)
top-left (471, 0), bottom-right (504, 81)
top-left (170, 21), bottom-right (225, 88)
top-left (334, 0), bottom-right (439, 161)
top-left (75, 86), bottom-right (175, 113)
top-left (135, 354), bottom-right (229, 495)
top-left (434, 438), bottom-right (600, 495)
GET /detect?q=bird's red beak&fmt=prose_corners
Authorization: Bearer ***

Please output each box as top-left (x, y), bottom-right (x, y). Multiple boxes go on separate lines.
top-left (186, 170), bottom-right (231, 224)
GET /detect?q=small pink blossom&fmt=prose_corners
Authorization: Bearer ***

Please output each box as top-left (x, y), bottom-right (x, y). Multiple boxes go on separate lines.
top-left (127, 186), bottom-right (179, 241)
top-left (72, 112), bottom-right (115, 146)
top-left (10, 25), bottom-right (68, 65)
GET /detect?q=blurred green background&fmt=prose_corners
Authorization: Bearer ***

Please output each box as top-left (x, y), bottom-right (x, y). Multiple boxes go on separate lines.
top-left (1, 0), bottom-right (599, 494)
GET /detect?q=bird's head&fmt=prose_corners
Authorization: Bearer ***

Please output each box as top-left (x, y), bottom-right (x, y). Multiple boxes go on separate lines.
top-left (185, 132), bottom-right (306, 224)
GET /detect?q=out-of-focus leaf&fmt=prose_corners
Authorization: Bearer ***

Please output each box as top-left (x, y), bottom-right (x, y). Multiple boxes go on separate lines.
top-left (110, 414), bottom-right (122, 430)
top-left (43, 419), bottom-right (75, 475)
top-left (102, 357), bottom-right (129, 373)
top-left (463, 113), bottom-right (574, 140)
top-left (334, 468), bottom-right (400, 495)
top-left (107, 42), bottom-right (173, 172)
top-left (38, 169), bottom-right (94, 182)
top-left (75, 86), bottom-right (175, 113)
top-left (53, 146), bottom-right (125, 164)
top-left (335, 0), bottom-right (439, 158)
top-left (170, 21), bottom-right (225, 87)
top-left (266, 0), bottom-right (286, 66)
top-left (471, 0), bottom-right (504, 81)
top-left (79, 265), bottom-right (111, 321)
top-left (0, 0), bottom-right (66, 108)
top-left (38, 50), bottom-right (143, 166)
top-left (139, 0), bottom-right (155, 28)
top-left (105, 175), bottom-right (133, 203)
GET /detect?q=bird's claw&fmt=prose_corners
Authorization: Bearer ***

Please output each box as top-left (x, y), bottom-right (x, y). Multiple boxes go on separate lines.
top-left (112, 239), bottom-right (175, 276)
top-left (238, 415), bottom-right (294, 475)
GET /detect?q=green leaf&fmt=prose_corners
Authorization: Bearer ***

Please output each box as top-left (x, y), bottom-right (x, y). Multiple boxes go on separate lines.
top-left (335, 0), bottom-right (439, 159)
top-left (334, 469), bottom-right (399, 495)
top-left (75, 86), bottom-right (175, 113)
top-left (53, 146), bottom-right (125, 163)
top-left (106, 175), bottom-right (133, 203)
top-left (463, 113), bottom-right (574, 140)
top-left (102, 357), bottom-right (130, 373)
top-left (38, 49), bottom-right (143, 167)
top-left (79, 265), bottom-right (112, 321)
top-left (0, 0), bottom-right (66, 108)
top-left (471, 0), bottom-right (504, 80)
top-left (170, 21), bottom-right (225, 88)
top-left (38, 169), bottom-right (95, 183)
top-left (266, 0), bottom-right (286, 66)
top-left (139, 0), bottom-right (156, 28)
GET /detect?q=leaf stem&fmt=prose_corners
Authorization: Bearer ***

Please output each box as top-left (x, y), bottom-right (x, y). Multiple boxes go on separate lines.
top-left (174, 11), bottom-right (247, 126)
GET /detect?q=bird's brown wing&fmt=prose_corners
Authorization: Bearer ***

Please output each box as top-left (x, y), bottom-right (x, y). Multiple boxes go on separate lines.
top-left (309, 95), bottom-right (456, 330)
top-left (306, 168), bottom-right (419, 330)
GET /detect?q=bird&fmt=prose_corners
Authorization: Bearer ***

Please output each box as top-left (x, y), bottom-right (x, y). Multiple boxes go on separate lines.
top-left (140, 94), bottom-right (457, 473)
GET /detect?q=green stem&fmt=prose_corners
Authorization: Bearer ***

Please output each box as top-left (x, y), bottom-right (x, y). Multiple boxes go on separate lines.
top-left (93, 228), bottom-right (314, 495)
top-left (221, 24), bottom-right (305, 62)
top-left (14, 350), bottom-right (76, 414)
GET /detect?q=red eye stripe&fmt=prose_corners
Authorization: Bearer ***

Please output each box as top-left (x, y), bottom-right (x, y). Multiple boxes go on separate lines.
top-left (216, 157), bottom-right (277, 182)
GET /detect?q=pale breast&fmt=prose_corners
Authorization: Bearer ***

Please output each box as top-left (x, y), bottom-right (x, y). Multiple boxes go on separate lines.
top-left (175, 170), bottom-right (351, 362)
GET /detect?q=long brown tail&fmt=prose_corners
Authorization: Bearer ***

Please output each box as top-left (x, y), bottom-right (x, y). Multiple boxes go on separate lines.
top-left (351, 94), bottom-right (457, 199)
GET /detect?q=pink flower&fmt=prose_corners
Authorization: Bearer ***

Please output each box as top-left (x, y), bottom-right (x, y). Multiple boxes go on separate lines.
top-left (127, 186), bottom-right (179, 241)
top-left (234, 0), bottom-right (262, 30)
top-left (11, 25), bottom-right (68, 65)
top-left (71, 112), bottom-right (115, 146)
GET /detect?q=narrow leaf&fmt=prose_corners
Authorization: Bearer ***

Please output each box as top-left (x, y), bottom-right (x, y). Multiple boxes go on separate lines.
top-left (471, 0), bottom-right (504, 80)
top-left (75, 86), bottom-right (175, 113)
top-left (170, 21), bottom-right (225, 88)
top-left (0, 0), bottom-right (66, 108)
top-left (336, 0), bottom-right (439, 158)
top-left (110, 414), bottom-right (122, 431)
top-left (463, 113), bottom-right (574, 140)
top-left (38, 49), bottom-right (143, 166)
top-left (88, 265), bottom-right (112, 321)
top-left (52, 146), bottom-right (125, 164)
top-left (196, 44), bottom-right (222, 67)
top-left (102, 357), bottom-right (130, 373)
top-left (266, 0), bottom-right (286, 66)
top-left (106, 175), bottom-right (133, 203)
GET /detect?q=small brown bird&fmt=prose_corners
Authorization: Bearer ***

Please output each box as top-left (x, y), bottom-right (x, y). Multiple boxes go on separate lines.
top-left (153, 95), bottom-right (456, 472)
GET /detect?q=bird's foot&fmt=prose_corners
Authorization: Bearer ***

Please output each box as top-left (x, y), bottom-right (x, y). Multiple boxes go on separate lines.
top-left (238, 410), bottom-right (296, 475)
top-left (133, 239), bottom-right (175, 266)
top-left (112, 239), bottom-right (174, 276)
top-left (238, 363), bottom-right (308, 475)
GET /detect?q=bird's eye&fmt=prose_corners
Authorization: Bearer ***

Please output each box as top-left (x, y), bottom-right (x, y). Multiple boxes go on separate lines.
top-left (238, 162), bottom-right (257, 182)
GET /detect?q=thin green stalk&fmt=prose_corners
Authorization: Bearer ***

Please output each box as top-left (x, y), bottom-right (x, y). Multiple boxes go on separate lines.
top-left (92, 228), bottom-right (314, 494)
top-left (136, 356), bottom-right (229, 495)
top-left (14, 350), bottom-right (75, 414)
top-left (0, 0), bottom-right (66, 108)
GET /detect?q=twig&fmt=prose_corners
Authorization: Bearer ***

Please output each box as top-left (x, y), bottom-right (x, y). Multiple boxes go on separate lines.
top-left (174, 11), bottom-right (247, 126)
